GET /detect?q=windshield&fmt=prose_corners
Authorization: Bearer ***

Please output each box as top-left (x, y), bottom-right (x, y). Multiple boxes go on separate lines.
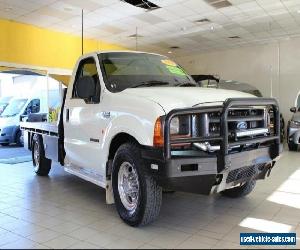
top-left (0, 99), bottom-right (27, 117)
top-left (0, 102), bottom-right (9, 115)
top-left (99, 52), bottom-right (196, 92)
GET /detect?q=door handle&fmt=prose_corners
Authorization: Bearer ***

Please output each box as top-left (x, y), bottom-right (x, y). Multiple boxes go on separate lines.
top-left (66, 108), bottom-right (70, 122)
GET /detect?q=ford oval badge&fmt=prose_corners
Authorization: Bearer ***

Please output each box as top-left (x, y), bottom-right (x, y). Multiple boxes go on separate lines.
top-left (237, 121), bottom-right (247, 130)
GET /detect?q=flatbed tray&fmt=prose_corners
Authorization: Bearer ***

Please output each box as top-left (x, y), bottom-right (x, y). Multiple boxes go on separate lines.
top-left (20, 121), bottom-right (58, 136)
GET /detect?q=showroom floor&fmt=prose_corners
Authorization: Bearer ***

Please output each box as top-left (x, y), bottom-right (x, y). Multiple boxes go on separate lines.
top-left (0, 150), bottom-right (299, 249)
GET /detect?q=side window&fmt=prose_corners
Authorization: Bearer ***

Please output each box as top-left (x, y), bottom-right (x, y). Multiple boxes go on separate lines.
top-left (297, 94), bottom-right (300, 109)
top-left (72, 57), bottom-right (100, 103)
top-left (25, 99), bottom-right (40, 115)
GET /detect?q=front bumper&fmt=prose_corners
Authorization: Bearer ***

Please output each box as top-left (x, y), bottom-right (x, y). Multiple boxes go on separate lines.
top-left (0, 126), bottom-right (16, 144)
top-left (142, 145), bottom-right (282, 194)
top-left (142, 98), bottom-right (281, 194)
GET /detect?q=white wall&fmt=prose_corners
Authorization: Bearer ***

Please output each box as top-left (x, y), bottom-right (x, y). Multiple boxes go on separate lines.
top-left (175, 37), bottom-right (300, 124)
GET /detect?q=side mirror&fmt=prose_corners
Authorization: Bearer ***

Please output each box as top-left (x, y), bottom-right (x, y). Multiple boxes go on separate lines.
top-left (290, 107), bottom-right (297, 113)
top-left (76, 76), bottom-right (96, 100)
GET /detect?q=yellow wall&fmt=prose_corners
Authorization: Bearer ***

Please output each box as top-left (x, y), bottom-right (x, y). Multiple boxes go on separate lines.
top-left (0, 18), bottom-right (127, 70)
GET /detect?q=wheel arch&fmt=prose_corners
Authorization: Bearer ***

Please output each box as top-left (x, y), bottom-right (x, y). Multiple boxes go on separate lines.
top-left (106, 132), bottom-right (140, 177)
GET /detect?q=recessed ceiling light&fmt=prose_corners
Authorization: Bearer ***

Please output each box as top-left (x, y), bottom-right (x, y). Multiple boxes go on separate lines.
top-left (195, 18), bottom-right (210, 24)
top-left (297, 10), bottom-right (300, 14)
top-left (128, 34), bottom-right (144, 38)
top-left (168, 51), bottom-right (172, 54)
top-left (64, 7), bottom-right (74, 12)
top-left (210, 26), bottom-right (215, 30)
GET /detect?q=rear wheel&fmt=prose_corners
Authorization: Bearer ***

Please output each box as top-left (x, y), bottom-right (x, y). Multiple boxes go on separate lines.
top-left (288, 142), bottom-right (298, 151)
top-left (221, 180), bottom-right (256, 198)
top-left (32, 134), bottom-right (51, 176)
top-left (112, 143), bottom-right (162, 227)
top-left (0, 143), bottom-right (9, 146)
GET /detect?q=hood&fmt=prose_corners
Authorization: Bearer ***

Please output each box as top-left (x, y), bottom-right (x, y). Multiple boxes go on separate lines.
top-left (123, 87), bottom-right (255, 113)
top-left (292, 112), bottom-right (300, 121)
top-left (0, 116), bottom-right (18, 128)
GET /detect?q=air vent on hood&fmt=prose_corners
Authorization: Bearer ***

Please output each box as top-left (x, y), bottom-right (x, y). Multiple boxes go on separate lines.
top-left (204, 0), bottom-right (232, 9)
top-left (121, 0), bottom-right (160, 11)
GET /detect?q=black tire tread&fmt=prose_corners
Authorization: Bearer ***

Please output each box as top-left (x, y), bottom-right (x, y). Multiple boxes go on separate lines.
top-left (32, 134), bottom-right (51, 176)
top-left (221, 179), bottom-right (256, 198)
top-left (15, 130), bottom-right (23, 147)
top-left (113, 142), bottom-right (162, 226)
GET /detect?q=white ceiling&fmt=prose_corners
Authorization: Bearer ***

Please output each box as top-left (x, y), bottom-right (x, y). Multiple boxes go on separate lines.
top-left (1, 0), bottom-right (300, 56)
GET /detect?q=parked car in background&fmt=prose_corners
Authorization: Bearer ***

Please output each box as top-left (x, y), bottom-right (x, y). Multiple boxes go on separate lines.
top-left (192, 75), bottom-right (285, 142)
top-left (0, 97), bottom-right (42, 146)
top-left (0, 96), bottom-right (12, 115)
top-left (287, 92), bottom-right (300, 151)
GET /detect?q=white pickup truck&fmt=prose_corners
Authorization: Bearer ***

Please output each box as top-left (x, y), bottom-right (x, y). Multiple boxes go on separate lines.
top-left (21, 51), bottom-right (282, 226)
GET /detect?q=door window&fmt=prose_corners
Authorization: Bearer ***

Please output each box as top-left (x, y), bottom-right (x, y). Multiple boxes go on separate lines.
top-left (25, 99), bottom-right (40, 115)
top-left (297, 93), bottom-right (300, 109)
top-left (72, 57), bottom-right (100, 103)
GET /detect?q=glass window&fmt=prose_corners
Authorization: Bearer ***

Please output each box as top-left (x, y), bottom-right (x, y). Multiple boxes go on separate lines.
top-left (26, 99), bottom-right (40, 114)
top-left (297, 93), bottom-right (300, 109)
top-left (99, 52), bottom-right (196, 92)
top-left (72, 57), bottom-right (100, 100)
top-left (0, 99), bottom-right (27, 117)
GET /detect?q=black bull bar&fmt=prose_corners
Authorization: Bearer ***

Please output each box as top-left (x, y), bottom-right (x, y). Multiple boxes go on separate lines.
top-left (164, 98), bottom-right (281, 173)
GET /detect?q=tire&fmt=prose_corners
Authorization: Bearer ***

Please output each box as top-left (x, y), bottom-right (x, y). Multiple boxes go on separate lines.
top-left (112, 142), bottom-right (162, 227)
top-left (15, 130), bottom-right (23, 147)
top-left (221, 180), bottom-right (256, 198)
top-left (0, 143), bottom-right (9, 146)
top-left (32, 134), bottom-right (51, 176)
top-left (288, 142), bottom-right (298, 151)
top-left (280, 115), bottom-right (285, 143)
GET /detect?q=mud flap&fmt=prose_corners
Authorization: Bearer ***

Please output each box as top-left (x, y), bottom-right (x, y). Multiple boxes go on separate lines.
top-left (106, 179), bottom-right (114, 204)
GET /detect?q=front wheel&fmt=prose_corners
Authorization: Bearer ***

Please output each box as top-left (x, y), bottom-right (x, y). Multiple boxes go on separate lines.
top-left (15, 130), bottom-right (23, 147)
top-left (112, 143), bottom-right (162, 227)
top-left (32, 134), bottom-right (51, 176)
top-left (221, 180), bottom-right (256, 198)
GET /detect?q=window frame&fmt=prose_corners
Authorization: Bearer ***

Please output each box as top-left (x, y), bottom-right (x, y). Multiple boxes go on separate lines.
top-left (72, 57), bottom-right (101, 103)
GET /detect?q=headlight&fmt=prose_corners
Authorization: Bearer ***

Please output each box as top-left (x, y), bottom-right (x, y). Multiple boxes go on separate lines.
top-left (170, 117), bottom-right (179, 135)
top-left (290, 120), bottom-right (300, 128)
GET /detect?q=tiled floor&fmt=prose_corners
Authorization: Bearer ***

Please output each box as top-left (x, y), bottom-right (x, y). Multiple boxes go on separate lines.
top-left (0, 149), bottom-right (299, 249)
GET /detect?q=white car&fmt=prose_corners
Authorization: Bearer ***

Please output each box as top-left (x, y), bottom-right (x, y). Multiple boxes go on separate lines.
top-left (21, 51), bottom-right (282, 226)
top-left (0, 97), bottom-right (42, 146)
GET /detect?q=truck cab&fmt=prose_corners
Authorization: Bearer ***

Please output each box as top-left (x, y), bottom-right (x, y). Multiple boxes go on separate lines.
top-left (22, 51), bottom-right (282, 226)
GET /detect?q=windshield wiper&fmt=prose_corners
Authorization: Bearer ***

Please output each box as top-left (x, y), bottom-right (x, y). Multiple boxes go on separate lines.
top-left (131, 80), bottom-right (170, 88)
top-left (175, 82), bottom-right (196, 87)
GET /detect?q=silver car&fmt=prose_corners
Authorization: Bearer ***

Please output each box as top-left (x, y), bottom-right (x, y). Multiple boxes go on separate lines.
top-left (287, 92), bottom-right (300, 151)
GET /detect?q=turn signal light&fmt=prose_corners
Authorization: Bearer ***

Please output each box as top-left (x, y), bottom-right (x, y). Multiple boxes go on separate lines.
top-left (153, 117), bottom-right (164, 147)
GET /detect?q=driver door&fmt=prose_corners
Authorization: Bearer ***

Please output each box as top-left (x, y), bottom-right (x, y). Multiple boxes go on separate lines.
top-left (64, 57), bottom-right (106, 184)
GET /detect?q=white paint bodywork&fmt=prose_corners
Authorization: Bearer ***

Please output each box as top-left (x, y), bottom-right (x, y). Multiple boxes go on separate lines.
top-left (63, 51), bottom-right (255, 192)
